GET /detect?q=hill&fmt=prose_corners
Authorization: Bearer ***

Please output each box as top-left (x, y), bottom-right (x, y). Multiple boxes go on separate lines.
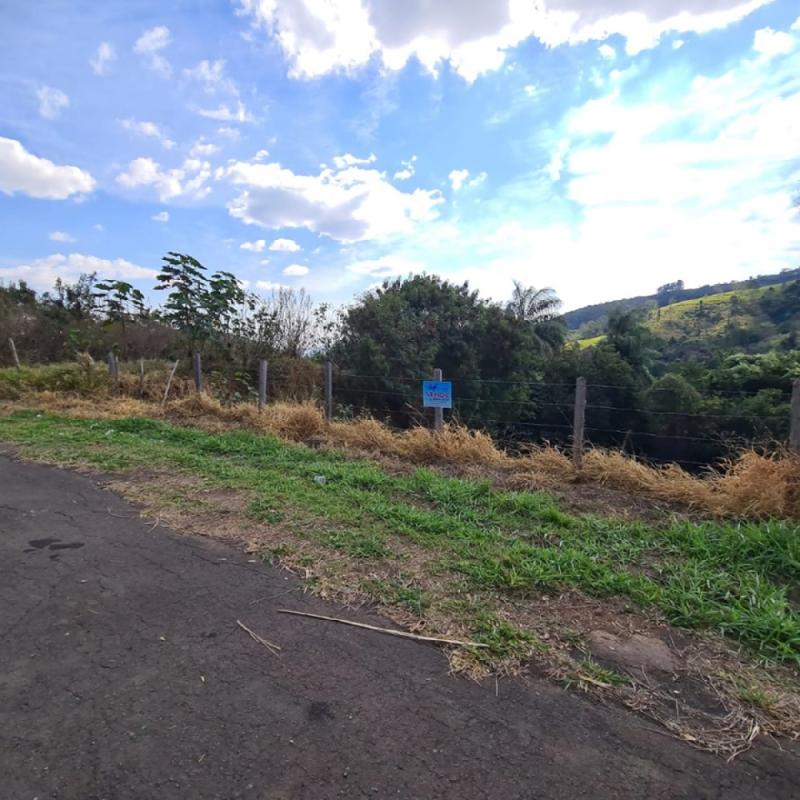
top-left (565, 267), bottom-right (800, 333)
top-left (575, 277), bottom-right (800, 356)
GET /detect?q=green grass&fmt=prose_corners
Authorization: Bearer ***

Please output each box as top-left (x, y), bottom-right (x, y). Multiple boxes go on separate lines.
top-left (1, 409), bottom-right (799, 665)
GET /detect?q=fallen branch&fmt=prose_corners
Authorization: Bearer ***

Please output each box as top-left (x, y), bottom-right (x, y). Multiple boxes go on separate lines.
top-left (236, 619), bottom-right (281, 656)
top-left (278, 609), bottom-right (489, 648)
top-left (161, 359), bottom-right (180, 408)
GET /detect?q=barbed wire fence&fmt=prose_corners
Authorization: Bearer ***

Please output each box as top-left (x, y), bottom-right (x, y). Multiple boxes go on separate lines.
top-left (153, 352), bottom-right (800, 469)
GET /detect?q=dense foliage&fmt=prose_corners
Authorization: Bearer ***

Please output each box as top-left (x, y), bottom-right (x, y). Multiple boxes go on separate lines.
top-left (2, 254), bottom-right (798, 464)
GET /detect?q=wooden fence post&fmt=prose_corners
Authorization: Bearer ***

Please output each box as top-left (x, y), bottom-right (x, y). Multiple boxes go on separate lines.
top-left (572, 376), bottom-right (587, 469)
top-left (258, 359), bottom-right (268, 412)
top-left (8, 338), bottom-right (20, 369)
top-left (324, 361), bottom-right (333, 421)
top-left (107, 351), bottom-right (119, 389)
top-left (162, 360), bottom-right (179, 408)
top-left (193, 352), bottom-right (203, 393)
top-left (433, 368), bottom-right (444, 434)
top-left (138, 358), bottom-right (145, 399)
top-left (791, 379), bottom-right (800, 454)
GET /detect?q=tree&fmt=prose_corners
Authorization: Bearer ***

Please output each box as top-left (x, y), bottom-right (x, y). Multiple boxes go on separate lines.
top-left (505, 281), bottom-right (566, 352)
top-left (93, 280), bottom-right (146, 357)
top-left (154, 252), bottom-right (245, 351)
top-left (604, 307), bottom-right (656, 379)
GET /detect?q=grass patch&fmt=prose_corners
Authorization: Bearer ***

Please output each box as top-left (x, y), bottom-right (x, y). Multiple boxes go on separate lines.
top-left (1, 409), bottom-right (799, 666)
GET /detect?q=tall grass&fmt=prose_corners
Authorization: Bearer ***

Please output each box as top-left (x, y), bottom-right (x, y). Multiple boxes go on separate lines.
top-left (2, 362), bottom-right (799, 519)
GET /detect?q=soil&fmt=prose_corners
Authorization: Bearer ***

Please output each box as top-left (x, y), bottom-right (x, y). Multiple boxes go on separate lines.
top-left (2, 454), bottom-right (800, 799)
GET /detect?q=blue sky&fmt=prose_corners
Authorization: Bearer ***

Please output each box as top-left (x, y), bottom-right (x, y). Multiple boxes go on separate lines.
top-left (1, 0), bottom-right (799, 311)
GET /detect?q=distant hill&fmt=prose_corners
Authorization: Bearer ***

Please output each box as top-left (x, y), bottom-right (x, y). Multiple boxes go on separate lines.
top-left (564, 267), bottom-right (800, 332)
top-left (574, 275), bottom-right (800, 358)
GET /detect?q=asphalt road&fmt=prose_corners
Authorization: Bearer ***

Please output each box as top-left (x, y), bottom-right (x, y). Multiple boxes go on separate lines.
top-left (1, 454), bottom-right (798, 800)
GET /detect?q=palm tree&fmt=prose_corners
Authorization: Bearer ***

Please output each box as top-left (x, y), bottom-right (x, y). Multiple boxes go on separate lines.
top-left (506, 281), bottom-right (566, 351)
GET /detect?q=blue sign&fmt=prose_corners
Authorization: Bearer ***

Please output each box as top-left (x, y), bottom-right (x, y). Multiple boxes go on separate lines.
top-left (422, 380), bottom-right (452, 409)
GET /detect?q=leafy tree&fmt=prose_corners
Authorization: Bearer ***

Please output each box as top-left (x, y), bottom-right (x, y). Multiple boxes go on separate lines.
top-left (505, 281), bottom-right (566, 351)
top-left (604, 307), bottom-right (657, 379)
top-left (93, 280), bottom-right (146, 357)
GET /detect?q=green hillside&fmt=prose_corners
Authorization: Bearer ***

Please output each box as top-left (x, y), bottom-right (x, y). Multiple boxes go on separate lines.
top-left (576, 279), bottom-right (800, 356)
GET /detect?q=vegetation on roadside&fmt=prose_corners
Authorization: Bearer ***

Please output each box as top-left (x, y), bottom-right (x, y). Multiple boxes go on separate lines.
top-left (1, 409), bottom-right (798, 667)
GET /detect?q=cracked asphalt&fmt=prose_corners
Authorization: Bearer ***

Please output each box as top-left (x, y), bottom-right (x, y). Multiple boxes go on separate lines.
top-left (1, 454), bottom-right (799, 800)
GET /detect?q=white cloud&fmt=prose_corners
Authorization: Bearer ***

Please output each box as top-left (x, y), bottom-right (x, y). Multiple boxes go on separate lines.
top-left (36, 86), bottom-right (69, 119)
top-left (133, 25), bottom-right (172, 77)
top-left (183, 59), bottom-right (238, 94)
top-left (0, 137), bottom-right (95, 199)
top-left (448, 169), bottom-right (469, 191)
top-left (119, 118), bottom-right (175, 149)
top-left (189, 139), bottom-right (219, 158)
top-left (256, 279), bottom-right (288, 291)
top-left (394, 155), bottom-right (417, 181)
top-left (116, 157), bottom-right (211, 202)
top-left (93, 224), bottom-right (104, 232)
top-left (269, 237), bottom-right (302, 252)
top-left (598, 43), bottom-right (616, 60)
top-left (753, 27), bottom-right (796, 58)
top-left (468, 171), bottom-right (487, 188)
top-left (238, 0), bottom-right (772, 80)
top-left (218, 126), bottom-right (241, 140)
top-left (331, 153), bottom-right (376, 168)
top-left (196, 101), bottom-right (255, 122)
top-left (152, 211), bottom-right (170, 222)
top-left (49, 231), bottom-right (76, 242)
top-left (0, 253), bottom-right (156, 291)
top-left (523, 84), bottom-right (537, 97)
top-left (224, 155), bottom-right (443, 242)
top-left (346, 255), bottom-right (424, 278)
top-left (672, 39), bottom-right (685, 49)
top-left (241, 239), bottom-right (267, 251)
top-left (282, 264), bottom-right (309, 276)
top-left (254, 148), bottom-right (270, 161)
top-left (260, 258), bottom-right (270, 265)
top-left (546, 139), bottom-right (570, 181)
top-left (90, 42), bottom-right (116, 75)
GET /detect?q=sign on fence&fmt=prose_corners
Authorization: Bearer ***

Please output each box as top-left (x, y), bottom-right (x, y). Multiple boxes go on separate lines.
top-left (422, 380), bottom-right (452, 409)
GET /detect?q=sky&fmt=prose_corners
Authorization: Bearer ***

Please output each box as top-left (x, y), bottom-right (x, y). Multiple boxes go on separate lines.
top-left (1, 0), bottom-right (799, 312)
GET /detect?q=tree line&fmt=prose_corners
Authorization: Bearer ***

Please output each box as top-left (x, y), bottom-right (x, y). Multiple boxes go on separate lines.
top-left (2, 251), bottom-right (797, 464)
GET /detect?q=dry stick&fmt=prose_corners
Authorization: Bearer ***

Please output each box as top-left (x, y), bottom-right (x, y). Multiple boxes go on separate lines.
top-left (278, 609), bottom-right (489, 648)
top-left (161, 359), bottom-right (180, 408)
top-left (236, 619), bottom-right (281, 656)
top-left (8, 337), bottom-right (20, 369)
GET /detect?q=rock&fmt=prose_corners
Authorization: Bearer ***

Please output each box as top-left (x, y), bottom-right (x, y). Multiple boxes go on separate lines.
top-left (589, 630), bottom-right (681, 673)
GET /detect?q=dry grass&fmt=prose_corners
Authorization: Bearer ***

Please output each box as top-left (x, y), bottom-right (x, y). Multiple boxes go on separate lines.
top-left (4, 374), bottom-right (800, 518)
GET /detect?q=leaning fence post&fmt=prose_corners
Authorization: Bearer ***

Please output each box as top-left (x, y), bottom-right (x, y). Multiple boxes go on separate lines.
top-left (8, 337), bottom-right (20, 369)
top-left (107, 351), bottom-right (119, 390)
top-left (791, 379), bottom-right (800, 454)
top-left (572, 376), bottom-right (587, 469)
top-left (258, 359), bottom-right (268, 412)
top-left (162, 360), bottom-right (179, 408)
top-left (324, 361), bottom-right (333, 421)
top-left (433, 368), bottom-right (444, 434)
top-left (193, 351), bottom-right (203, 393)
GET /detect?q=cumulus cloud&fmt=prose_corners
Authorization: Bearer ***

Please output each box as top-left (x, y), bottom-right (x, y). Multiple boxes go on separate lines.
top-left (223, 155), bottom-right (444, 242)
top-left (116, 157), bottom-right (211, 201)
top-left (90, 42), bottom-right (116, 75)
top-left (152, 211), bottom-right (170, 222)
top-left (598, 43), bottom-right (616, 59)
top-left (36, 86), bottom-right (69, 119)
top-left (345, 255), bottom-right (424, 278)
top-left (195, 101), bottom-right (255, 122)
top-left (49, 231), bottom-right (76, 242)
top-left (238, 0), bottom-right (772, 80)
top-left (133, 25), bottom-right (172, 77)
top-left (0, 137), bottom-right (95, 199)
top-left (189, 139), bottom-right (219, 157)
top-left (119, 118), bottom-right (176, 149)
top-left (256, 279), bottom-right (288, 291)
top-left (394, 155), bottom-right (417, 181)
top-left (448, 169), bottom-right (469, 191)
top-left (282, 264), bottom-right (309, 276)
top-left (0, 253), bottom-right (156, 291)
top-left (217, 126), bottom-right (241, 140)
top-left (269, 237), bottom-right (301, 252)
top-left (753, 27), bottom-right (796, 58)
top-left (241, 239), bottom-right (267, 251)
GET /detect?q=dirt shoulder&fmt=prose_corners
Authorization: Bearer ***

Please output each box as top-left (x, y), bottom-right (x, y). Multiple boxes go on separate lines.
top-left (2, 454), bottom-right (799, 800)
